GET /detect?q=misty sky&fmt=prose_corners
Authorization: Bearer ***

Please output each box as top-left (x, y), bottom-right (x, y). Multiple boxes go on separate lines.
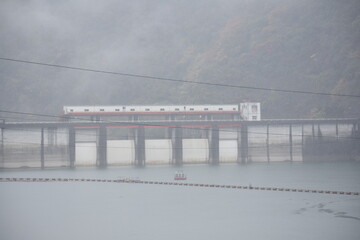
top-left (0, 0), bottom-right (359, 118)
top-left (0, 0), bottom-right (233, 72)
top-left (0, 0), bottom-right (248, 112)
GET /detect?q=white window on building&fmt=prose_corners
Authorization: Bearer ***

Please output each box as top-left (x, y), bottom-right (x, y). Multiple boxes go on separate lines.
top-left (252, 116), bottom-right (257, 120)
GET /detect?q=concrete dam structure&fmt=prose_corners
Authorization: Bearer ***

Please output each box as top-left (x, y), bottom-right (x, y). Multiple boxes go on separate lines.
top-left (0, 118), bottom-right (359, 168)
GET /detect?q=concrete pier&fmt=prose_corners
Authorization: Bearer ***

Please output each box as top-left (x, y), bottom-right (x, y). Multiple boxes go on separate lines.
top-left (1, 127), bottom-right (4, 167)
top-left (172, 126), bottom-right (183, 165)
top-left (41, 128), bottom-right (44, 169)
top-left (240, 124), bottom-right (248, 164)
top-left (98, 126), bottom-right (107, 167)
top-left (68, 127), bottom-right (75, 168)
top-left (135, 126), bottom-right (145, 166)
top-left (209, 125), bottom-right (219, 165)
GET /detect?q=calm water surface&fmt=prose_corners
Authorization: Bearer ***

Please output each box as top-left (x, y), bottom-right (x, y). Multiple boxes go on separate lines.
top-left (1, 162), bottom-right (359, 240)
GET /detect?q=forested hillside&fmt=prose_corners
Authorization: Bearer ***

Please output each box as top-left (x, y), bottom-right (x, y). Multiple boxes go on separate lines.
top-left (182, 0), bottom-right (360, 118)
top-left (0, 0), bottom-right (359, 119)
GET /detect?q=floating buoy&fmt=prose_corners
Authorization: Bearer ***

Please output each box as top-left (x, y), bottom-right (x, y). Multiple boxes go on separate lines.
top-left (1, 177), bottom-right (359, 196)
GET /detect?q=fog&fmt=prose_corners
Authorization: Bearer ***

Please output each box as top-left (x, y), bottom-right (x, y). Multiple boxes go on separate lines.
top-left (0, 0), bottom-right (241, 113)
top-left (0, 2), bottom-right (360, 239)
top-left (0, 0), bottom-right (359, 118)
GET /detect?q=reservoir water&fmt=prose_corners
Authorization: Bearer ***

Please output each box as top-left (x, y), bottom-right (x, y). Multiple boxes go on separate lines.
top-left (0, 162), bottom-right (359, 240)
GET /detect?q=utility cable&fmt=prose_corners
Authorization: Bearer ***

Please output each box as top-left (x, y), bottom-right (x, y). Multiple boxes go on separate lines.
top-left (1, 57), bottom-right (360, 98)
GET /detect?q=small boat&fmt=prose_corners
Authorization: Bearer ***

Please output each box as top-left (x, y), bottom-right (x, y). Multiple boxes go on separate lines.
top-left (174, 171), bottom-right (187, 180)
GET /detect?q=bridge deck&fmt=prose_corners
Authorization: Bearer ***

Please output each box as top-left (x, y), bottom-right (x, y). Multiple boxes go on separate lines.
top-left (1, 118), bottom-right (359, 129)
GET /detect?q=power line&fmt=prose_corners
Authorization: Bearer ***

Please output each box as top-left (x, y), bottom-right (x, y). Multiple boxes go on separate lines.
top-left (1, 57), bottom-right (360, 98)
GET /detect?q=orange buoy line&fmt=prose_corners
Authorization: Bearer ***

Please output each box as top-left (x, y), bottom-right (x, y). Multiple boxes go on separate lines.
top-left (0, 177), bottom-right (359, 196)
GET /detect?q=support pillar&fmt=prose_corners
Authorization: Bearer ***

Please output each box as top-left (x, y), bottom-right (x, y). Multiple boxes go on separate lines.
top-left (68, 127), bottom-right (75, 168)
top-left (266, 124), bottom-right (270, 163)
top-left (41, 128), bottom-right (45, 169)
top-left (312, 124), bottom-right (315, 143)
top-left (237, 127), bottom-right (241, 163)
top-left (172, 126), bottom-right (183, 165)
top-left (356, 120), bottom-right (360, 157)
top-left (98, 126), bottom-right (107, 168)
top-left (289, 124), bottom-right (293, 162)
top-left (135, 126), bottom-right (145, 166)
top-left (1, 128), bottom-right (4, 168)
top-left (336, 122), bottom-right (339, 141)
top-left (209, 125), bottom-right (219, 165)
top-left (301, 124), bottom-right (304, 161)
top-left (240, 123), bottom-right (248, 164)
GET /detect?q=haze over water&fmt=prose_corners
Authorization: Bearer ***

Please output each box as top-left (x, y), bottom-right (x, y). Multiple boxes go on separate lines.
top-left (1, 162), bottom-right (359, 240)
top-left (1, 1), bottom-right (359, 239)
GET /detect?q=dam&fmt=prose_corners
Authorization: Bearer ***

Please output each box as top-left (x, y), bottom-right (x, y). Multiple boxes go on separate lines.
top-left (0, 118), bottom-right (359, 168)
